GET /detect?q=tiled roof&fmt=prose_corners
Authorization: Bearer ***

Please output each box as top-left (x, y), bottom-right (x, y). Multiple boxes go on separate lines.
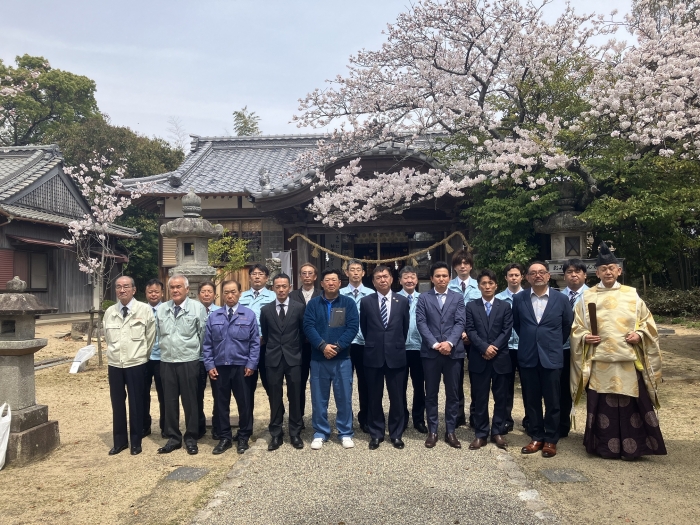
top-left (0, 145), bottom-right (63, 201)
top-left (0, 204), bottom-right (138, 238)
top-left (126, 133), bottom-right (443, 200)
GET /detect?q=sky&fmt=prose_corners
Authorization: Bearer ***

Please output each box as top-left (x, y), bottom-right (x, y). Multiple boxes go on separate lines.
top-left (0, 0), bottom-right (633, 145)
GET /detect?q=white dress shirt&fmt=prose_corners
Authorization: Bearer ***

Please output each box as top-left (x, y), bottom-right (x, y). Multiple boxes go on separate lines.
top-left (530, 288), bottom-right (550, 324)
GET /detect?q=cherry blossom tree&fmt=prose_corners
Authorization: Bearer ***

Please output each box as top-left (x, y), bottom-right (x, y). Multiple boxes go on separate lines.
top-left (293, 0), bottom-right (619, 226)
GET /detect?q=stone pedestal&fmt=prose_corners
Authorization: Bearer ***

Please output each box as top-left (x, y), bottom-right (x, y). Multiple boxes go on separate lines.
top-left (160, 189), bottom-right (223, 297)
top-left (0, 276), bottom-right (59, 467)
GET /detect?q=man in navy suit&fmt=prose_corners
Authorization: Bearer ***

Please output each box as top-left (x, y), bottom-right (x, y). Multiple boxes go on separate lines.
top-left (512, 262), bottom-right (573, 458)
top-left (416, 261), bottom-right (466, 449)
top-left (360, 265), bottom-right (411, 450)
top-left (464, 269), bottom-right (513, 450)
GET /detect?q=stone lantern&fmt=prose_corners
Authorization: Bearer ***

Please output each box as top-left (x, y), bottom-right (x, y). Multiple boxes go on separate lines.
top-left (160, 189), bottom-right (223, 297)
top-left (0, 276), bottom-right (60, 466)
top-left (534, 181), bottom-right (590, 289)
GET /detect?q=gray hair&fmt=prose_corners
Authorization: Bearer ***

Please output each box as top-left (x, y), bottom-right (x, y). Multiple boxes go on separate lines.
top-left (115, 275), bottom-right (136, 288)
top-left (169, 274), bottom-right (190, 288)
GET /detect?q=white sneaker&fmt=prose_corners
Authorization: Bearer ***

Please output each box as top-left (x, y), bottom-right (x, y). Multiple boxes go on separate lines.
top-left (311, 438), bottom-right (324, 450)
top-left (341, 437), bottom-right (355, 449)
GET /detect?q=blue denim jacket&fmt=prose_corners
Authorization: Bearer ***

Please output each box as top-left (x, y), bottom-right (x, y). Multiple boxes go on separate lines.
top-left (397, 289), bottom-right (422, 351)
top-left (202, 304), bottom-right (260, 371)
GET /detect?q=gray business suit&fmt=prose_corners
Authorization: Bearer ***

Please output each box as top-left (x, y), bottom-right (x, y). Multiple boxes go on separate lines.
top-left (260, 299), bottom-right (305, 438)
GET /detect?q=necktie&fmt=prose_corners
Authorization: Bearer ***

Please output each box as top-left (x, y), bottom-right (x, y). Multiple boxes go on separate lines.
top-left (122, 306), bottom-right (128, 318)
top-left (206, 307), bottom-right (210, 315)
top-left (438, 293), bottom-right (445, 309)
top-left (228, 307), bottom-right (233, 321)
top-left (408, 294), bottom-right (413, 306)
top-left (569, 290), bottom-right (578, 308)
top-left (279, 303), bottom-right (286, 320)
top-left (353, 288), bottom-right (359, 298)
top-left (485, 302), bottom-right (491, 317)
top-left (254, 290), bottom-right (260, 299)
top-left (380, 297), bottom-right (388, 328)
top-left (153, 307), bottom-right (157, 315)
top-left (461, 281), bottom-right (466, 292)
top-left (174, 305), bottom-right (181, 318)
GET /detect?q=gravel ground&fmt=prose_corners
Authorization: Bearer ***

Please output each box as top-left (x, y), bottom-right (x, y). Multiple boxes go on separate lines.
top-left (194, 380), bottom-right (549, 525)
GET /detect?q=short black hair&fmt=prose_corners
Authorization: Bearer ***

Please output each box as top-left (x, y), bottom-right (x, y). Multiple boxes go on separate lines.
top-left (399, 265), bottom-right (417, 277)
top-left (145, 278), bottom-right (164, 291)
top-left (429, 261), bottom-right (450, 277)
top-left (563, 259), bottom-right (587, 274)
top-left (321, 268), bottom-right (343, 281)
top-left (273, 273), bottom-right (291, 285)
top-left (503, 263), bottom-right (525, 276)
top-left (527, 261), bottom-right (549, 274)
top-left (221, 280), bottom-right (241, 292)
top-left (248, 263), bottom-right (270, 276)
top-left (199, 281), bottom-right (216, 292)
top-left (477, 268), bottom-right (498, 283)
top-left (451, 249), bottom-right (473, 268)
top-left (372, 265), bottom-right (391, 276)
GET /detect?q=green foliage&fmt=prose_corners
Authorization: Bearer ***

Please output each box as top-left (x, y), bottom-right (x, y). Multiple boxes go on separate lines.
top-left (102, 299), bottom-right (116, 311)
top-left (232, 106), bottom-right (261, 136)
top-left (0, 54), bottom-right (98, 146)
top-left (116, 207), bottom-right (160, 294)
top-left (46, 114), bottom-right (184, 178)
top-left (208, 231), bottom-right (250, 284)
top-left (461, 183), bottom-right (559, 278)
top-left (644, 287), bottom-right (700, 317)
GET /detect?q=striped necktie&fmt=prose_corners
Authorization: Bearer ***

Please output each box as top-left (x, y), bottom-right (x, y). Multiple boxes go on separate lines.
top-left (380, 297), bottom-right (388, 328)
top-left (569, 290), bottom-right (578, 308)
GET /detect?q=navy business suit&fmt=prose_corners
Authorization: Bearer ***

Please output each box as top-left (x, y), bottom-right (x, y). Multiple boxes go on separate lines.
top-left (465, 298), bottom-right (513, 439)
top-left (415, 289), bottom-right (466, 434)
top-left (512, 288), bottom-right (573, 444)
top-left (360, 292), bottom-right (410, 440)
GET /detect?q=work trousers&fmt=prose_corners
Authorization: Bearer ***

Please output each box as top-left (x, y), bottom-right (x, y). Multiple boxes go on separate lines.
top-left (109, 363), bottom-right (147, 450)
top-left (161, 360), bottom-right (200, 446)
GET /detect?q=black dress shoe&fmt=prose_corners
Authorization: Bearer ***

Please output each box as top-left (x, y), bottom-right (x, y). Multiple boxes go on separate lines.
top-left (268, 436), bottom-right (283, 451)
top-left (425, 432), bottom-right (438, 449)
top-left (157, 442), bottom-right (182, 454)
top-left (142, 428), bottom-right (152, 438)
top-left (237, 440), bottom-right (249, 454)
top-left (213, 439), bottom-right (233, 455)
top-left (131, 446), bottom-right (142, 455)
top-left (469, 438), bottom-right (487, 450)
top-left (185, 443), bottom-right (198, 455)
top-left (414, 422), bottom-right (429, 434)
top-left (109, 443), bottom-right (128, 456)
top-left (368, 437), bottom-right (383, 450)
top-left (391, 438), bottom-right (405, 449)
top-left (290, 436), bottom-right (304, 449)
top-left (445, 432), bottom-right (462, 449)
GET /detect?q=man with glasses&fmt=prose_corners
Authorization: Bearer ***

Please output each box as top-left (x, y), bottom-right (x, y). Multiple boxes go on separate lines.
top-left (303, 268), bottom-right (359, 450)
top-left (203, 280), bottom-right (260, 455)
top-left (156, 274), bottom-right (208, 455)
top-left (512, 262), bottom-right (573, 458)
top-left (289, 263), bottom-right (321, 424)
top-left (104, 276), bottom-right (155, 455)
top-left (239, 264), bottom-right (276, 407)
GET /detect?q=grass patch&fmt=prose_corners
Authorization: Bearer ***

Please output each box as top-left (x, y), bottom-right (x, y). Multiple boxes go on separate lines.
top-left (656, 316), bottom-right (700, 330)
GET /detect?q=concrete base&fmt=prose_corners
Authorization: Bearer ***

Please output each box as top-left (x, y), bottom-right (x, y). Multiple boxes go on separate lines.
top-left (6, 420), bottom-right (60, 467)
top-left (11, 404), bottom-right (48, 432)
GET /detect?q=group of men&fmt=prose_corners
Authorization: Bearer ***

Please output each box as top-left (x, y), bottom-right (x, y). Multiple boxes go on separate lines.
top-left (104, 241), bottom-right (665, 461)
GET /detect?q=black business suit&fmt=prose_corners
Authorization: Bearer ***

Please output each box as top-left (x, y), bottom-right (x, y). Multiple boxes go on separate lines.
top-left (465, 298), bottom-right (513, 439)
top-left (360, 292), bottom-right (410, 441)
top-left (289, 287), bottom-right (321, 420)
top-left (260, 299), bottom-right (306, 438)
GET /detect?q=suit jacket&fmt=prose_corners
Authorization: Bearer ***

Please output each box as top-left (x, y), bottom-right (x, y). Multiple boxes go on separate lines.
top-left (512, 288), bottom-right (573, 369)
top-left (289, 287), bottom-right (321, 306)
top-left (415, 289), bottom-right (466, 359)
top-left (360, 292), bottom-right (410, 369)
top-left (464, 298), bottom-right (513, 374)
top-left (260, 300), bottom-right (305, 368)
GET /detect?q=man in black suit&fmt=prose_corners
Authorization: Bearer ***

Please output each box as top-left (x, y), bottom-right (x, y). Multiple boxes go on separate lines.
top-left (360, 265), bottom-right (410, 450)
top-left (288, 262), bottom-right (321, 424)
top-left (512, 261), bottom-right (573, 458)
top-left (464, 269), bottom-right (513, 450)
top-left (416, 261), bottom-right (466, 449)
top-left (260, 273), bottom-right (306, 451)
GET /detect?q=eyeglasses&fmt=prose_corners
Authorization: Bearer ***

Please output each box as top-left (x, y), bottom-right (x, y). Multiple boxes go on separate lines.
top-left (300, 272), bottom-right (315, 276)
top-left (528, 271), bottom-right (549, 276)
